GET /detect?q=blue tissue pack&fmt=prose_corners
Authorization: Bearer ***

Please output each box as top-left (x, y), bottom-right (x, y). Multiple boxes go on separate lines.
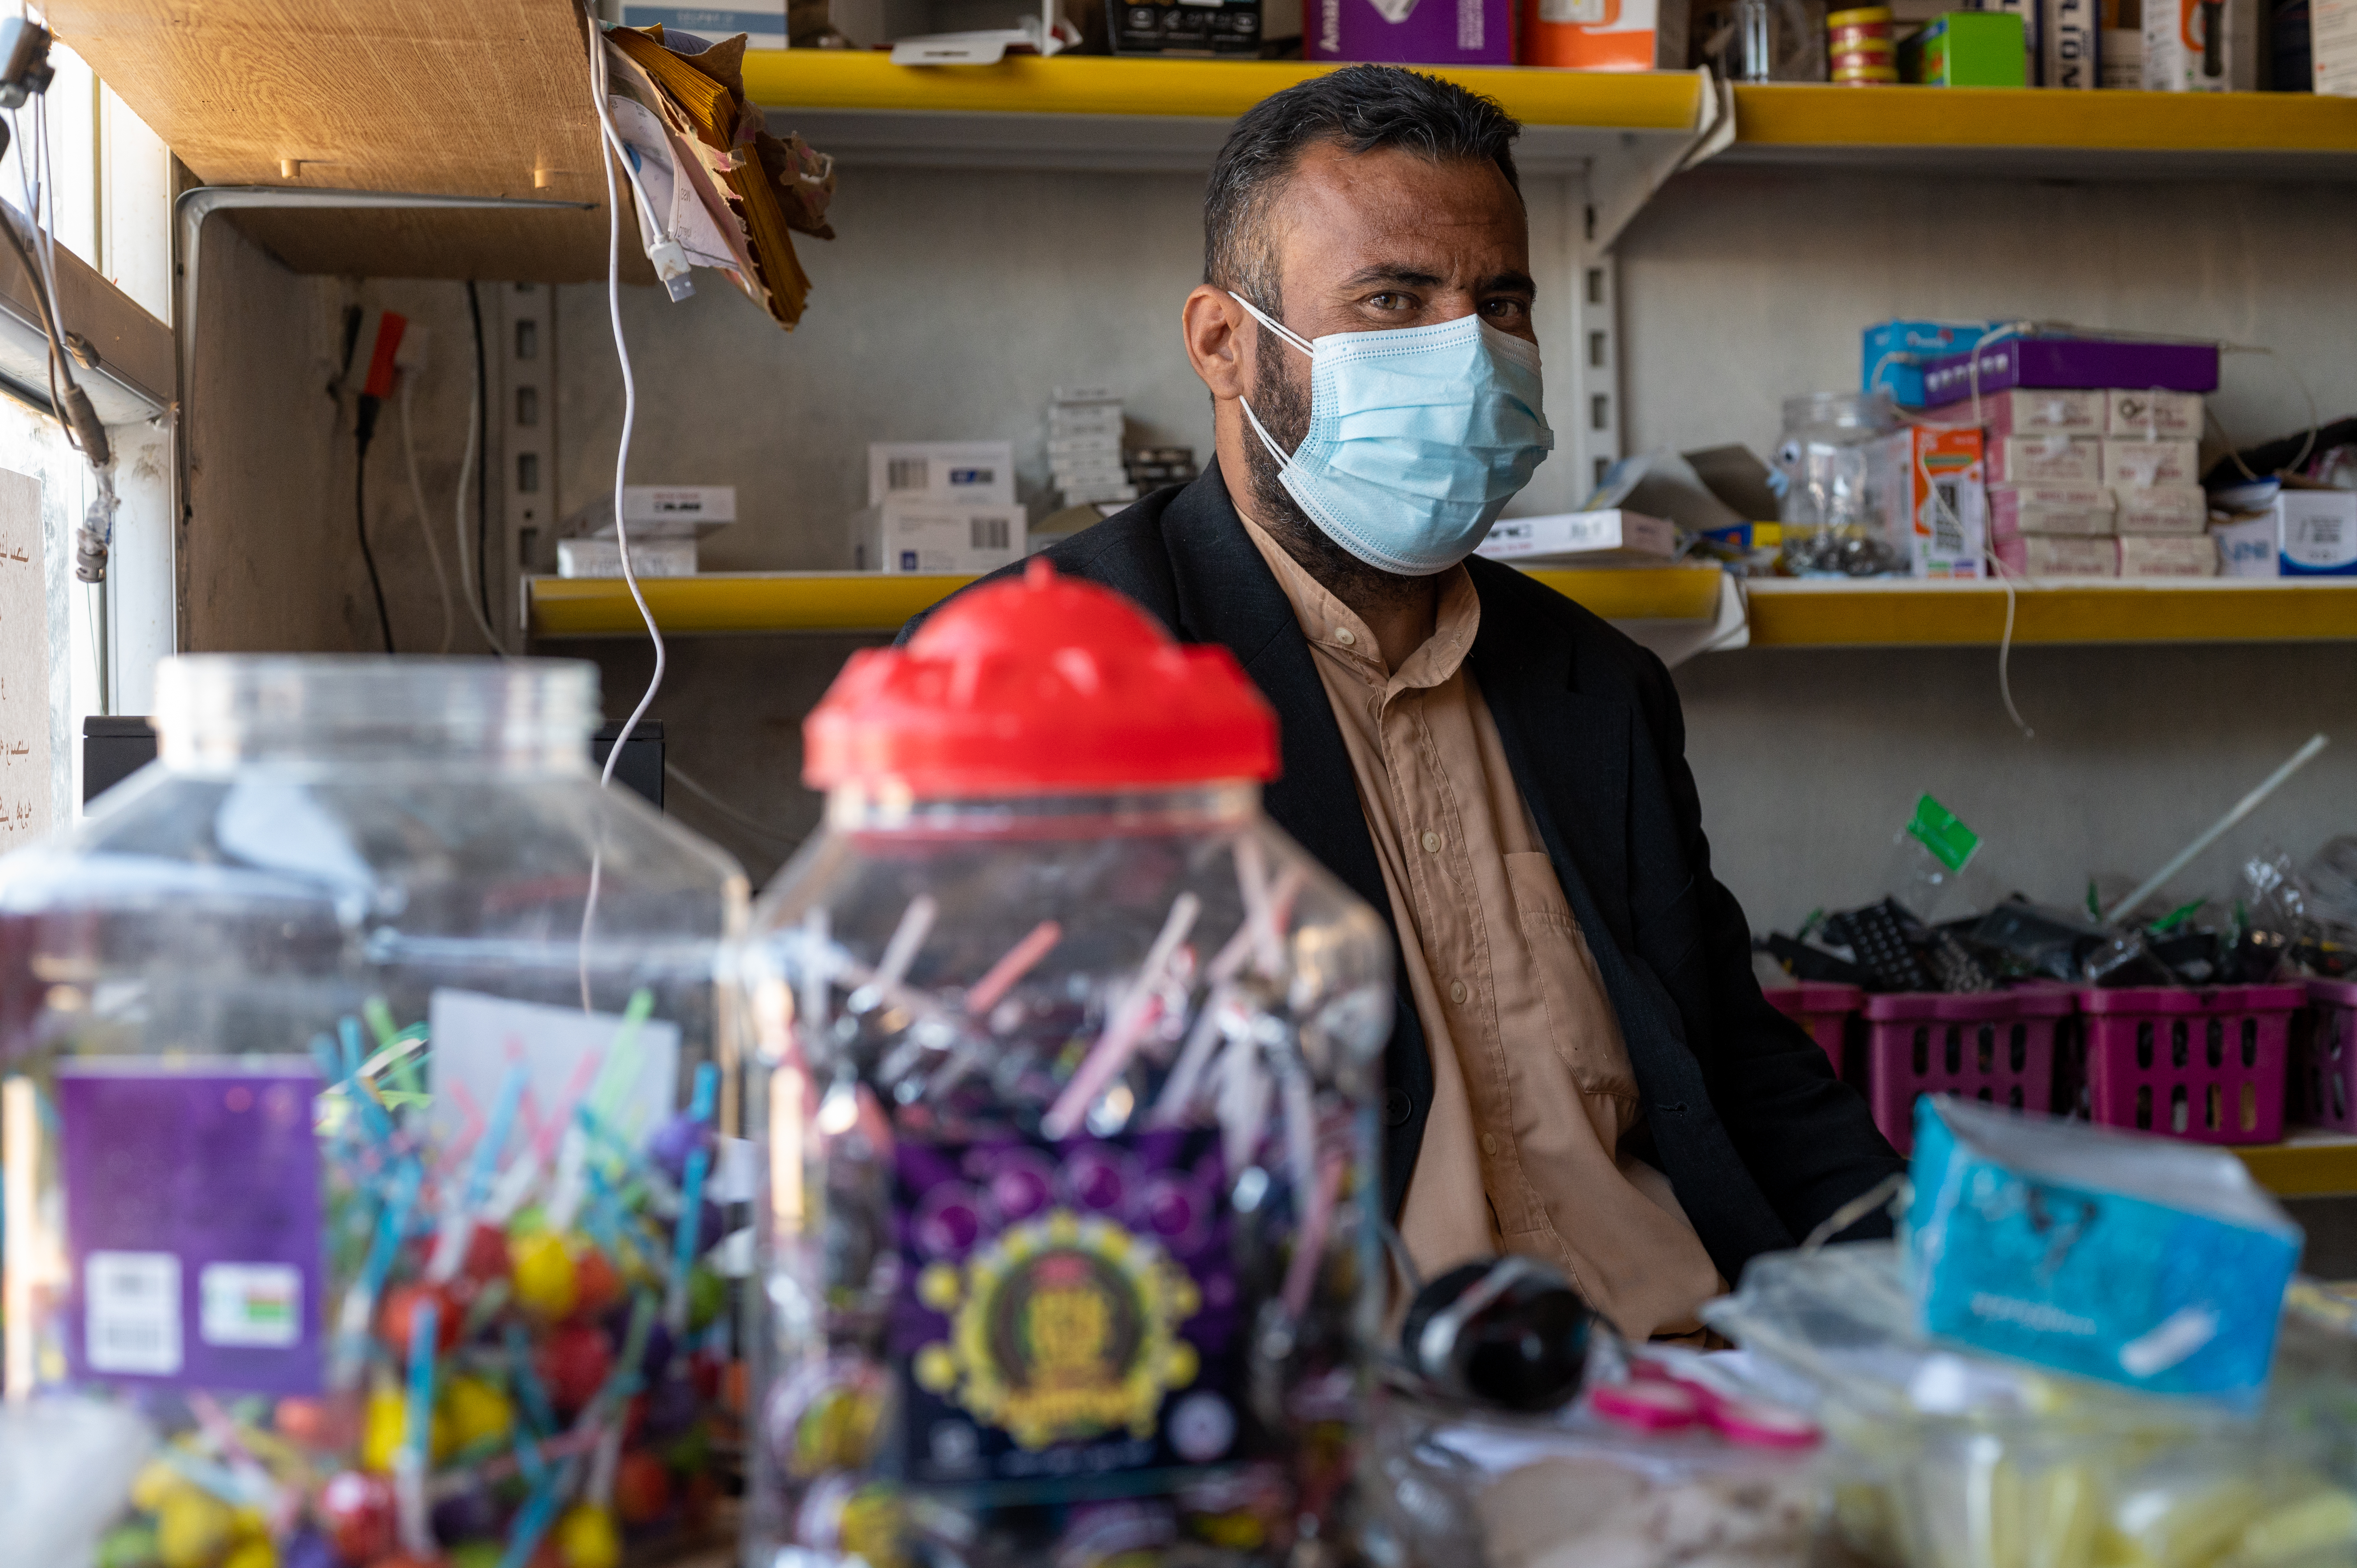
top-left (1905, 1097), bottom-right (2301, 1400)
top-left (1863, 320), bottom-right (1998, 407)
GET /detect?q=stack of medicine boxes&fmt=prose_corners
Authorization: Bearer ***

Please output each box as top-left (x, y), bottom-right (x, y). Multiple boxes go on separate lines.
top-left (1926, 388), bottom-right (2214, 579)
top-left (1048, 386), bottom-right (1138, 510)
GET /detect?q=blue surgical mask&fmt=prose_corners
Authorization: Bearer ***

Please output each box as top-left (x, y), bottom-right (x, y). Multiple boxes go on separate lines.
top-left (1230, 292), bottom-right (1554, 577)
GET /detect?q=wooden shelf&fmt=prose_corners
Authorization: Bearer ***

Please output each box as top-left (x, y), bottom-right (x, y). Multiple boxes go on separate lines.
top-left (1716, 83), bottom-right (2357, 179)
top-left (525, 564), bottom-right (1725, 637)
top-left (1745, 578), bottom-right (2357, 648)
top-left (46, 0), bottom-right (622, 281)
top-left (2236, 1133), bottom-right (2357, 1199)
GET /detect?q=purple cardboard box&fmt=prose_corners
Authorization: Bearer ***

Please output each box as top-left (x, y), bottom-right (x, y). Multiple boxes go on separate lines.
top-left (1918, 335), bottom-right (2219, 405)
top-left (1307, 0), bottom-right (1512, 64)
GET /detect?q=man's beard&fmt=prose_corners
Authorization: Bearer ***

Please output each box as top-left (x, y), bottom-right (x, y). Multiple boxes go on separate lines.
top-left (1239, 324), bottom-right (1428, 613)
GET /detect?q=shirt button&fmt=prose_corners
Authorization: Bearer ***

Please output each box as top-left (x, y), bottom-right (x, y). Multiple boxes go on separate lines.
top-left (1449, 978), bottom-right (1469, 1005)
top-left (1480, 1132), bottom-right (1500, 1156)
top-left (1334, 627), bottom-right (1357, 646)
top-left (1421, 830), bottom-right (1442, 854)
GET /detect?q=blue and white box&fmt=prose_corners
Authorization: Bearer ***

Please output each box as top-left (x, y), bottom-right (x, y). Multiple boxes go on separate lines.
top-left (1906, 1096), bottom-right (2300, 1400)
top-left (1863, 321), bottom-right (1997, 408)
top-left (2277, 489), bottom-right (2357, 576)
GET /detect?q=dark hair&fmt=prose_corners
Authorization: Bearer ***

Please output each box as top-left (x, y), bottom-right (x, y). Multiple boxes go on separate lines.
top-left (1203, 64), bottom-right (1522, 314)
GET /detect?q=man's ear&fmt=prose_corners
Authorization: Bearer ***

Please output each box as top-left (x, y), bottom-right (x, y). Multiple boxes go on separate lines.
top-left (1182, 285), bottom-right (1251, 403)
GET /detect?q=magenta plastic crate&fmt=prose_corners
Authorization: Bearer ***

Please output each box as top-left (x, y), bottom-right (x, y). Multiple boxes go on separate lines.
top-left (2293, 976), bottom-right (2357, 1132)
top-left (2080, 985), bottom-right (2306, 1145)
top-left (1766, 982), bottom-right (1862, 1078)
top-left (1861, 987), bottom-right (2075, 1154)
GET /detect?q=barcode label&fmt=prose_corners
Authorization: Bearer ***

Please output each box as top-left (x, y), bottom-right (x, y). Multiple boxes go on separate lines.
top-left (970, 516), bottom-right (1011, 551)
top-left (886, 458), bottom-right (930, 493)
top-left (1931, 480), bottom-right (1965, 554)
top-left (199, 1261), bottom-right (303, 1349)
top-left (85, 1250), bottom-right (183, 1375)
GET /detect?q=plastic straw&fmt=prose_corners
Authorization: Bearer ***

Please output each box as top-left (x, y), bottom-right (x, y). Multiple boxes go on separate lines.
top-left (396, 1299), bottom-right (440, 1554)
top-left (1043, 892), bottom-right (1200, 1139)
top-left (964, 920), bottom-right (1062, 1017)
top-left (2104, 733), bottom-right (2329, 922)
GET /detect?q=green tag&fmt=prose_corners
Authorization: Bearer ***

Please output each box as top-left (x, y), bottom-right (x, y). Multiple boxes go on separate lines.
top-left (1905, 794), bottom-right (1981, 874)
top-left (2151, 897), bottom-right (2206, 936)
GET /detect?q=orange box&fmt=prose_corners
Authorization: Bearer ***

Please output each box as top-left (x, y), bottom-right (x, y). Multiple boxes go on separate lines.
top-left (1520, 0), bottom-right (1682, 69)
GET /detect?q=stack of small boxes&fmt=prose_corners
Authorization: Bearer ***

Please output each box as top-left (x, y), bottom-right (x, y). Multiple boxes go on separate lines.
top-left (1927, 387), bottom-right (2214, 579)
top-left (1048, 386), bottom-right (1138, 510)
top-left (1123, 446), bottom-right (1199, 495)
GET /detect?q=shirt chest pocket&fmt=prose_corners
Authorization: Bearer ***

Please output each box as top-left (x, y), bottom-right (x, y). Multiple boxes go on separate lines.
top-left (1504, 851), bottom-right (1642, 1107)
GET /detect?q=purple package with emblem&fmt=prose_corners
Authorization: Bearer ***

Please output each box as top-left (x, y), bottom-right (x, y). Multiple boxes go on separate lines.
top-left (1306, 0), bottom-right (1512, 65)
top-left (1918, 335), bottom-right (2220, 405)
top-left (888, 1126), bottom-right (1247, 1493)
top-left (58, 1060), bottom-right (323, 1394)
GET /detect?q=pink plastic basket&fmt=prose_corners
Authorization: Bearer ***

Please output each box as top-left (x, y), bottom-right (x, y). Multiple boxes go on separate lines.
top-left (1766, 982), bottom-right (1862, 1079)
top-left (2079, 985), bottom-right (2305, 1145)
top-left (1861, 987), bottom-right (2075, 1154)
top-left (2292, 976), bottom-right (2357, 1132)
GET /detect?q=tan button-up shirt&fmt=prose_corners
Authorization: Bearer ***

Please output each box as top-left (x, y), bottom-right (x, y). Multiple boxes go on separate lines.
top-left (1238, 516), bottom-right (1723, 1338)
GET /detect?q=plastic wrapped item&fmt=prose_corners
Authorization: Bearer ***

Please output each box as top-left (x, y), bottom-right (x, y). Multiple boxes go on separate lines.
top-left (1704, 1242), bottom-right (2297, 1568)
top-left (1774, 390), bottom-right (1904, 576)
top-left (1908, 1097), bottom-right (2300, 1398)
top-left (0, 657), bottom-right (747, 1566)
top-left (735, 563), bottom-right (1394, 1568)
top-left (1369, 1370), bottom-right (1828, 1568)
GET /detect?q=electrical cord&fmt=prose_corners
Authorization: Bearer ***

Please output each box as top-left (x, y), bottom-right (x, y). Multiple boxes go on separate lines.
top-left (353, 432), bottom-right (395, 653)
top-left (664, 761), bottom-right (801, 848)
top-left (449, 324), bottom-right (506, 657)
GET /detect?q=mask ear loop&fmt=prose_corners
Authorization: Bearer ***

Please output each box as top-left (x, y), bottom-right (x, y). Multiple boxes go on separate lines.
top-left (1224, 289), bottom-right (1318, 475)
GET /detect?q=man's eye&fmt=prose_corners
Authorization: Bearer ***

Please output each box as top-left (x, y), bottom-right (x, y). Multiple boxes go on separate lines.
top-left (1483, 298), bottom-right (1530, 320)
top-left (1366, 292), bottom-right (1414, 311)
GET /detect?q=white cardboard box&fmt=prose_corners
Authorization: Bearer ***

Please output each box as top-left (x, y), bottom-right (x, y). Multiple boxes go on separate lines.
top-left (2213, 515), bottom-right (2280, 576)
top-left (868, 441), bottom-right (1016, 508)
top-left (556, 537), bottom-right (699, 578)
top-left (1475, 509), bottom-right (1679, 564)
top-left (864, 498), bottom-right (1028, 574)
top-left (2102, 438), bottom-right (2202, 488)
top-left (1995, 535), bottom-right (2119, 576)
top-left (2319, 0), bottom-right (2357, 92)
top-left (567, 486), bottom-right (737, 539)
top-left (1988, 434), bottom-right (2103, 484)
top-left (1925, 388), bottom-right (2104, 436)
top-left (2145, 0), bottom-right (2232, 90)
top-left (619, 0), bottom-right (786, 51)
top-left (2277, 489), bottom-right (2357, 575)
top-left (2118, 535), bottom-right (2217, 576)
top-left (2112, 485), bottom-right (2208, 535)
top-left (2104, 389), bottom-right (2204, 438)
top-left (1989, 481), bottom-right (2115, 538)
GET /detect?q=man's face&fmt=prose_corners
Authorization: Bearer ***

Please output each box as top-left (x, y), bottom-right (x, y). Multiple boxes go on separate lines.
top-left (1236, 143), bottom-right (1535, 587)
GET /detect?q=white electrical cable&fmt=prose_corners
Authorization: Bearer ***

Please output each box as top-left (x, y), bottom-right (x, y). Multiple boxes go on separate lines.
top-left (576, 7), bottom-right (668, 1012)
top-left (397, 376), bottom-right (458, 655)
top-left (448, 342), bottom-right (506, 657)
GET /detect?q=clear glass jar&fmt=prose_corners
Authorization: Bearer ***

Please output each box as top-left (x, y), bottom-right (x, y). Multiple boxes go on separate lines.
top-left (1775, 390), bottom-right (1902, 576)
top-left (0, 657), bottom-right (747, 1568)
top-left (736, 565), bottom-right (1393, 1568)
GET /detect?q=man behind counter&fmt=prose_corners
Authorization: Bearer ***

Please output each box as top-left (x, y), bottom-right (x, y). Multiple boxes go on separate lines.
top-left (911, 64), bottom-right (1902, 1338)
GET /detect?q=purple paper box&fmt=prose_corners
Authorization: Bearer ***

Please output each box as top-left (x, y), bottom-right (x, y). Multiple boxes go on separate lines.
top-left (1918, 335), bottom-right (2219, 406)
top-left (59, 1060), bottom-right (323, 1395)
top-left (1307, 0), bottom-right (1512, 65)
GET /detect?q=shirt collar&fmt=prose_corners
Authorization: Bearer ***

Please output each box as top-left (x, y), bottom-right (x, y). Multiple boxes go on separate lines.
top-left (1235, 508), bottom-right (1480, 694)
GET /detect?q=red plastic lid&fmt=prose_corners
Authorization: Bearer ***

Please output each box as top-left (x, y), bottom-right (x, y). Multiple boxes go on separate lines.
top-left (803, 560), bottom-right (1280, 795)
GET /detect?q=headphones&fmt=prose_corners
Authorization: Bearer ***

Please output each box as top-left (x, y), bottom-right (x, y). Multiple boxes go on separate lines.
top-left (1395, 1254), bottom-right (1599, 1413)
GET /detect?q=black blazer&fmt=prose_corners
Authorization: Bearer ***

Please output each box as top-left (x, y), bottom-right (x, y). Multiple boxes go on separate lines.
top-left (907, 464), bottom-right (1902, 1282)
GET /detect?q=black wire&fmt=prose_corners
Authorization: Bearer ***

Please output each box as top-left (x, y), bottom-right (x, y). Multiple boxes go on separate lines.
top-left (468, 281), bottom-right (491, 635)
top-left (355, 434), bottom-right (395, 654)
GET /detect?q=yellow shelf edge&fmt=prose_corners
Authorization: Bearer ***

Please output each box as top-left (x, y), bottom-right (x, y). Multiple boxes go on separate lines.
top-left (1746, 579), bottom-right (2357, 647)
top-left (1730, 82), bottom-right (2357, 153)
top-left (743, 52), bottom-right (1702, 131)
top-left (527, 565), bottom-right (1723, 637)
top-left (2234, 1138), bottom-right (2357, 1198)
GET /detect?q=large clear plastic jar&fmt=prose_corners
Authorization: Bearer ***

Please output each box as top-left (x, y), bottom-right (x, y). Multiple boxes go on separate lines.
top-left (0, 657), bottom-right (748, 1568)
top-left (1775, 390), bottom-right (1902, 576)
top-left (737, 564), bottom-right (1393, 1568)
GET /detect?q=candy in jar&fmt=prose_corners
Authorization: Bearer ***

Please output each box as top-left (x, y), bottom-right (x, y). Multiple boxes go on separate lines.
top-left (737, 563), bottom-right (1396, 1567)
